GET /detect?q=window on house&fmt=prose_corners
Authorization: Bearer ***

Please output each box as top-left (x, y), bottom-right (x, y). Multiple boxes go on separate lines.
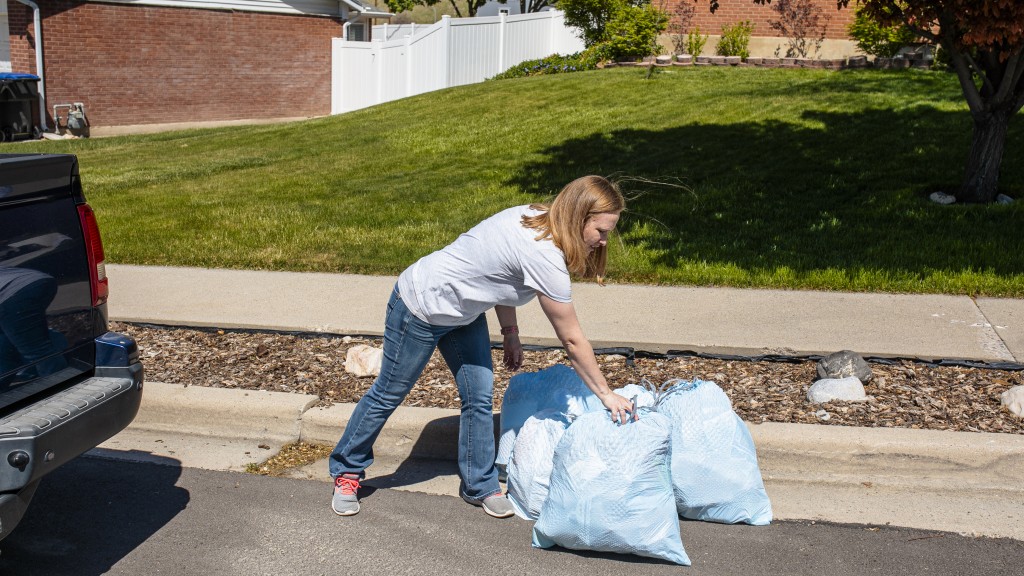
top-left (348, 23), bottom-right (365, 42)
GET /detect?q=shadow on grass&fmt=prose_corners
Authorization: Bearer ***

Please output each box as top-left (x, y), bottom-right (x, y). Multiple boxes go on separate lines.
top-left (508, 106), bottom-right (1024, 290)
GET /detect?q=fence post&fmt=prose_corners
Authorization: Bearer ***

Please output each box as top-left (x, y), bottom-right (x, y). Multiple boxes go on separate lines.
top-left (441, 15), bottom-right (452, 88)
top-left (374, 39), bottom-right (384, 106)
top-left (383, 22), bottom-right (389, 41)
top-left (549, 9), bottom-right (557, 55)
top-left (405, 34), bottom-right (414, 98)
top-left (498, 12), bottom-right (506, 75)
top-left (331, 38), bottom-right (342, 114)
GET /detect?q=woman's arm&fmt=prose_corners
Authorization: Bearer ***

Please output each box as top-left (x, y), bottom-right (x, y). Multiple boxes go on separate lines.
top-left (494, 304), bottom-right (523, 371)
top-left (537, 294), bottom-right (636, 423)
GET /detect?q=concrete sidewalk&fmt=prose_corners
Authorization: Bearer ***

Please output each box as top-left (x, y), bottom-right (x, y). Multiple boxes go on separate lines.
top-left (94, 264), bottom-right (1024, 541)
top-left (106, 264), bottom-right (1023, 362)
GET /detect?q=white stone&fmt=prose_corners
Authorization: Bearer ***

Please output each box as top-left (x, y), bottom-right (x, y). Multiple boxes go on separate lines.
top-left (807, 376), bottom-right (868, 403)
top-left (656, 55), bottom-right (672, 65)
top-left (1001, 385), bottom-right (1024, 418)
top-left (929, 191), bottom-right (956, 205)
top-left (345, 344), bottom-right (382, 378)
top-left (996, 194), bottom-right (1014, 205)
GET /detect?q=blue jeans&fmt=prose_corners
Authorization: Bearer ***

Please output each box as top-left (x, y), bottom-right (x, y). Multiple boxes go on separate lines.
top-left (329, 287), bottom-right (500, 501)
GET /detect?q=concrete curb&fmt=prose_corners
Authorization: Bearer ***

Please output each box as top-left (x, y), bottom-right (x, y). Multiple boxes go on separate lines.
top-left (132, 383), bottom-right (1024, 494)
top-left (132, 382), bottom-right (319, 443)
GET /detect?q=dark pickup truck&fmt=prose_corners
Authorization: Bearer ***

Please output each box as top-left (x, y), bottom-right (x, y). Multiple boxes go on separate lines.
top-left (0, 153), bottom-right (143, 541)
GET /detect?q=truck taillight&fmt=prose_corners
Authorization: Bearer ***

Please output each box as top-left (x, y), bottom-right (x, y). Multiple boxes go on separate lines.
top-left (77, 203), bottom-right (109, 307)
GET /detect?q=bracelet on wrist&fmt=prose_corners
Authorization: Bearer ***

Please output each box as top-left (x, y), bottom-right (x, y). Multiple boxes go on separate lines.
top-left (500, 325), bottom-right (519, 336)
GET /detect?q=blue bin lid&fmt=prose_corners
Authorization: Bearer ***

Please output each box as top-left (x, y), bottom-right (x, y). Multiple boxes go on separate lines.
top-left (0, 73), bottom-right (40, 81)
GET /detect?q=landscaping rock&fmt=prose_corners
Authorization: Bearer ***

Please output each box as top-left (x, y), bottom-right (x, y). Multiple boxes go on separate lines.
top-left (996, 194), bottom-right (1014, 204)
top-left (847, 56), bottom-right (869, 68)
top-left (929, 191), bottom-right (957, 205)
top-left (816, 350), bottom-right (873, 382)
top-left (724, 56), bottom-right (742, 65)
top-left (1001, 386), bottom-right (1024, 418)
top-left (656, 55), bottom-right (672, 65)
top-left (807, 376), bottom-right (869, 404)
top-left (345, 344), bottom-right (382, 378)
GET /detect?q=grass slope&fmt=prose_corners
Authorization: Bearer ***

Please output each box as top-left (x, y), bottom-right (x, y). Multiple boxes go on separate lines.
top-left (17, 67), bottom-right (1024, 296)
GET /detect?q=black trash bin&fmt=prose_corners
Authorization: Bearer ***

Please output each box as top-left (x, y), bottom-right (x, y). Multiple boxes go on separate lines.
top-left (0, 73), bottom-right (41, 142)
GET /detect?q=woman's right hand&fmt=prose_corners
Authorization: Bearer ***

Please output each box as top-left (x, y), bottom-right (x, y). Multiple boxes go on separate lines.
top-left (600, 390), bottom-right (637, 425)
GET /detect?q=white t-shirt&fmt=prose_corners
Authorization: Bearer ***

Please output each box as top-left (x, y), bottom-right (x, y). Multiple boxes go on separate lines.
top-left (397, 205), bottom-right (572, 326)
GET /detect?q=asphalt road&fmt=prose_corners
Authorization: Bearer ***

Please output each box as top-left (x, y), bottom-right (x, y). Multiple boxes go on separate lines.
top-left (1, 456), bottom-right (1021, 576)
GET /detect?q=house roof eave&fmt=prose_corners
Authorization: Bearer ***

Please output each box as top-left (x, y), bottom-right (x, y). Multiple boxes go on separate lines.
top-left (339, 0), bottom-right (393, 19)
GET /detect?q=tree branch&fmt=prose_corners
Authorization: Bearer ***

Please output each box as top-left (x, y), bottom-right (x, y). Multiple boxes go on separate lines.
top-left (991, 49), bottom-right (1024, 106)
top-left (903, 20), bottom-right (940, 44)
top-left (948, 47), bottom-right (987, 114)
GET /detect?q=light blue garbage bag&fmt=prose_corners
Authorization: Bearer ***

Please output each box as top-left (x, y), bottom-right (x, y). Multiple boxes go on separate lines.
top-left (497, 364), bottom-right (604, 470)
top-left (658, 379), bottom-right (773, 525)
top-left (613, 383), bottom-right (656, 409)
top-left (506, 409), bottom-right (571, 520)
top-left (532, 410), bottom-right (691, 566)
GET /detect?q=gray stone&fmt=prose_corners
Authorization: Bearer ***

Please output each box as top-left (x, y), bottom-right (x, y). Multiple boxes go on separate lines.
top-left (929, 191), bottom-right (957, 205)
top-left (808, 376), bottom-right (869, 404)
top-left (847, 55), bottom-right (868, 68)
top-left (674, 54), bottom-right (693, 64)
top-left (816, 350), bottom-right (873, 382)
top-left (996, 194), bottom-right (1014, 205)
top-left (656, 55), bottom-right (672, 65)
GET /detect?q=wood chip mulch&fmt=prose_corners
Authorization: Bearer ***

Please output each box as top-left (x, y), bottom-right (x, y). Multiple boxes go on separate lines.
top-left (111, 322), bottom-right (1024, 436)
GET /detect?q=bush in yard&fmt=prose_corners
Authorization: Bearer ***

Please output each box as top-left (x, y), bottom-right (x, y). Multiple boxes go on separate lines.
top-left (558, 0), bottom-right (666, 50)
top-left (600, 4), bottom-right (669, 61)
top-left (666, 0), bottom-right (697, 55)
top-left (846, 2), bottom-right (917, 58)
top-left (490, 49), bottom-right (603, 80)
top-left (685, 26), bottom-right (709, 56)
top-left (769, 0), bottom-right (830, 58)
top-left (716, 20), bottom-right (754, 58)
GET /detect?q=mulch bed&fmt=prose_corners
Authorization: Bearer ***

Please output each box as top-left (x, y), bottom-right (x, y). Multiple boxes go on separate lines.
top-left (112, 321), bottom-right (1024, 436)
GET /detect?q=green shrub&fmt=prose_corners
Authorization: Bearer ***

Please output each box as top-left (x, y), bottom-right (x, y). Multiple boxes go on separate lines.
top-left (600, 4), bottom-right (669, 61)
top-left (847, 4), bottom-right (917, 58)
top-left (684, 26), bottom-right (708, 56)
top-left (716, 20), bottom-right (754, 59)
top-left (489, 49), bottom-right (603, 80)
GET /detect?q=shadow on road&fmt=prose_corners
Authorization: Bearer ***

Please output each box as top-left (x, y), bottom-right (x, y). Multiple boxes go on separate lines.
top-left (359, 413), bottom-right (468, 494)
top-left (0, 454), bottom-right (189, 575)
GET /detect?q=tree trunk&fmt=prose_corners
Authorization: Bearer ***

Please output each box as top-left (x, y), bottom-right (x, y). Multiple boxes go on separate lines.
top-left (957, 109), bottom-right (1011, 203)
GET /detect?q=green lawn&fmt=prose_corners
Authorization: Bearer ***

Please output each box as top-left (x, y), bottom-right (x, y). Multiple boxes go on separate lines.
top-left (16, 66), bottom-right (1024, 296)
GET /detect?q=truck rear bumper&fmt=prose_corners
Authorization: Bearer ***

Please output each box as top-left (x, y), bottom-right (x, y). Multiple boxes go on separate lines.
top-left (0, 336), bottom-right (143, 539)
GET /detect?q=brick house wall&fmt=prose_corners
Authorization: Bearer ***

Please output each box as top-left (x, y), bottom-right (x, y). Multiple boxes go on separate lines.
top-left (7, 1), bottom-right (343, 127)
top-left (668, 0), bottom-right (856, 41)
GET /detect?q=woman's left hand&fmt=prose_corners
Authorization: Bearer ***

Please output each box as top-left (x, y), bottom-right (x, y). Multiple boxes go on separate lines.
top-left (502, 334), bottom-right (523, 371)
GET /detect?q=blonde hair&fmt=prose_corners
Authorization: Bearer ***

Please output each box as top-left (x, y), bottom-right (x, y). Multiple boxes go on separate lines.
top-left (521, 175), bottom-right (625, 284)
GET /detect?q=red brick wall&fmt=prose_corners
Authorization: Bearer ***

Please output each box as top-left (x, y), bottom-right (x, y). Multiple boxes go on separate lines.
top-left (667, 0), bottom-right (855, 40)
top-left (7, 1), bottom-right (343, 127)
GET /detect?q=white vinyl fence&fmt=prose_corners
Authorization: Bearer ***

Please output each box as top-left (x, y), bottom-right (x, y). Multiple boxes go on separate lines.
top-left (332, 11), bottom-right (585, 114)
